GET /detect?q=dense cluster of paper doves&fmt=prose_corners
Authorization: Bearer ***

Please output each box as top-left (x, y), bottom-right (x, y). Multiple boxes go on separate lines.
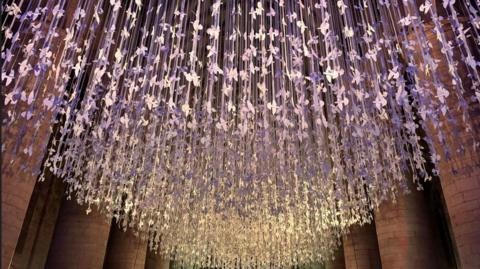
top-left (2, 0), bottom-right (480, 267)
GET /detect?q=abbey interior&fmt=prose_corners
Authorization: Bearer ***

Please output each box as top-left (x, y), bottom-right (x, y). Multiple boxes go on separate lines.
top-left (2, 0), bottom-right (480, 268)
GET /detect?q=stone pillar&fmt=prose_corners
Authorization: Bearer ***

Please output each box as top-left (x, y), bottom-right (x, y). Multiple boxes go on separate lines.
top-left (103, 224), bottom-right (148, 269)
top-left (1, 2), bottom-right (79, 268)
top-left (145, 250), bottom-right (171, 269)
top-left (45, 199), bottom-right (111, 269)
top-left (1, 73), bottom-right (59, 268)
top-left (343, 223), bottom-right (381, 269)
top-left (9, 173), bottom-right (64, 269)
top-left (375, 189), bottom-right (446, 269)
top-left (324, 245), bottom-right (346, 269)
top-left (418, 19), bottom-right (480, 269)
top-left (1, 163), bottom-right (40, 269)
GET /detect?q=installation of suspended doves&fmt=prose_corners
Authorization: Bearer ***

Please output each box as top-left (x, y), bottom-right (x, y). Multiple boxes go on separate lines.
top-left (2, 0), bottom-right (479, 267)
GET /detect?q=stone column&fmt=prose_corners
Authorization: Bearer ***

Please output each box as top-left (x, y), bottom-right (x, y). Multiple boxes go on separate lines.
top-left (1, 160), bottom-right (40, 269)
top-left (1, 2), bottom-right (79, 268)
top-left (103, 224), bottom-right (148, 269)
top-left (343, 223), bottom-right (381, 269)
top-left (418, 19), bottom-right (480, 269)
top-left (324, 245), bottom-right (346, 269)
top-left (45, 199), bottom-right (111, 269)
top-left (145, 250), bottom-right (171, 269)
top-left (9, 173), bottom-right (64, 269)
top-left (1, 75), bottom-right (60, 269)
top-left (375, 189), bottom-right (446, 269)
